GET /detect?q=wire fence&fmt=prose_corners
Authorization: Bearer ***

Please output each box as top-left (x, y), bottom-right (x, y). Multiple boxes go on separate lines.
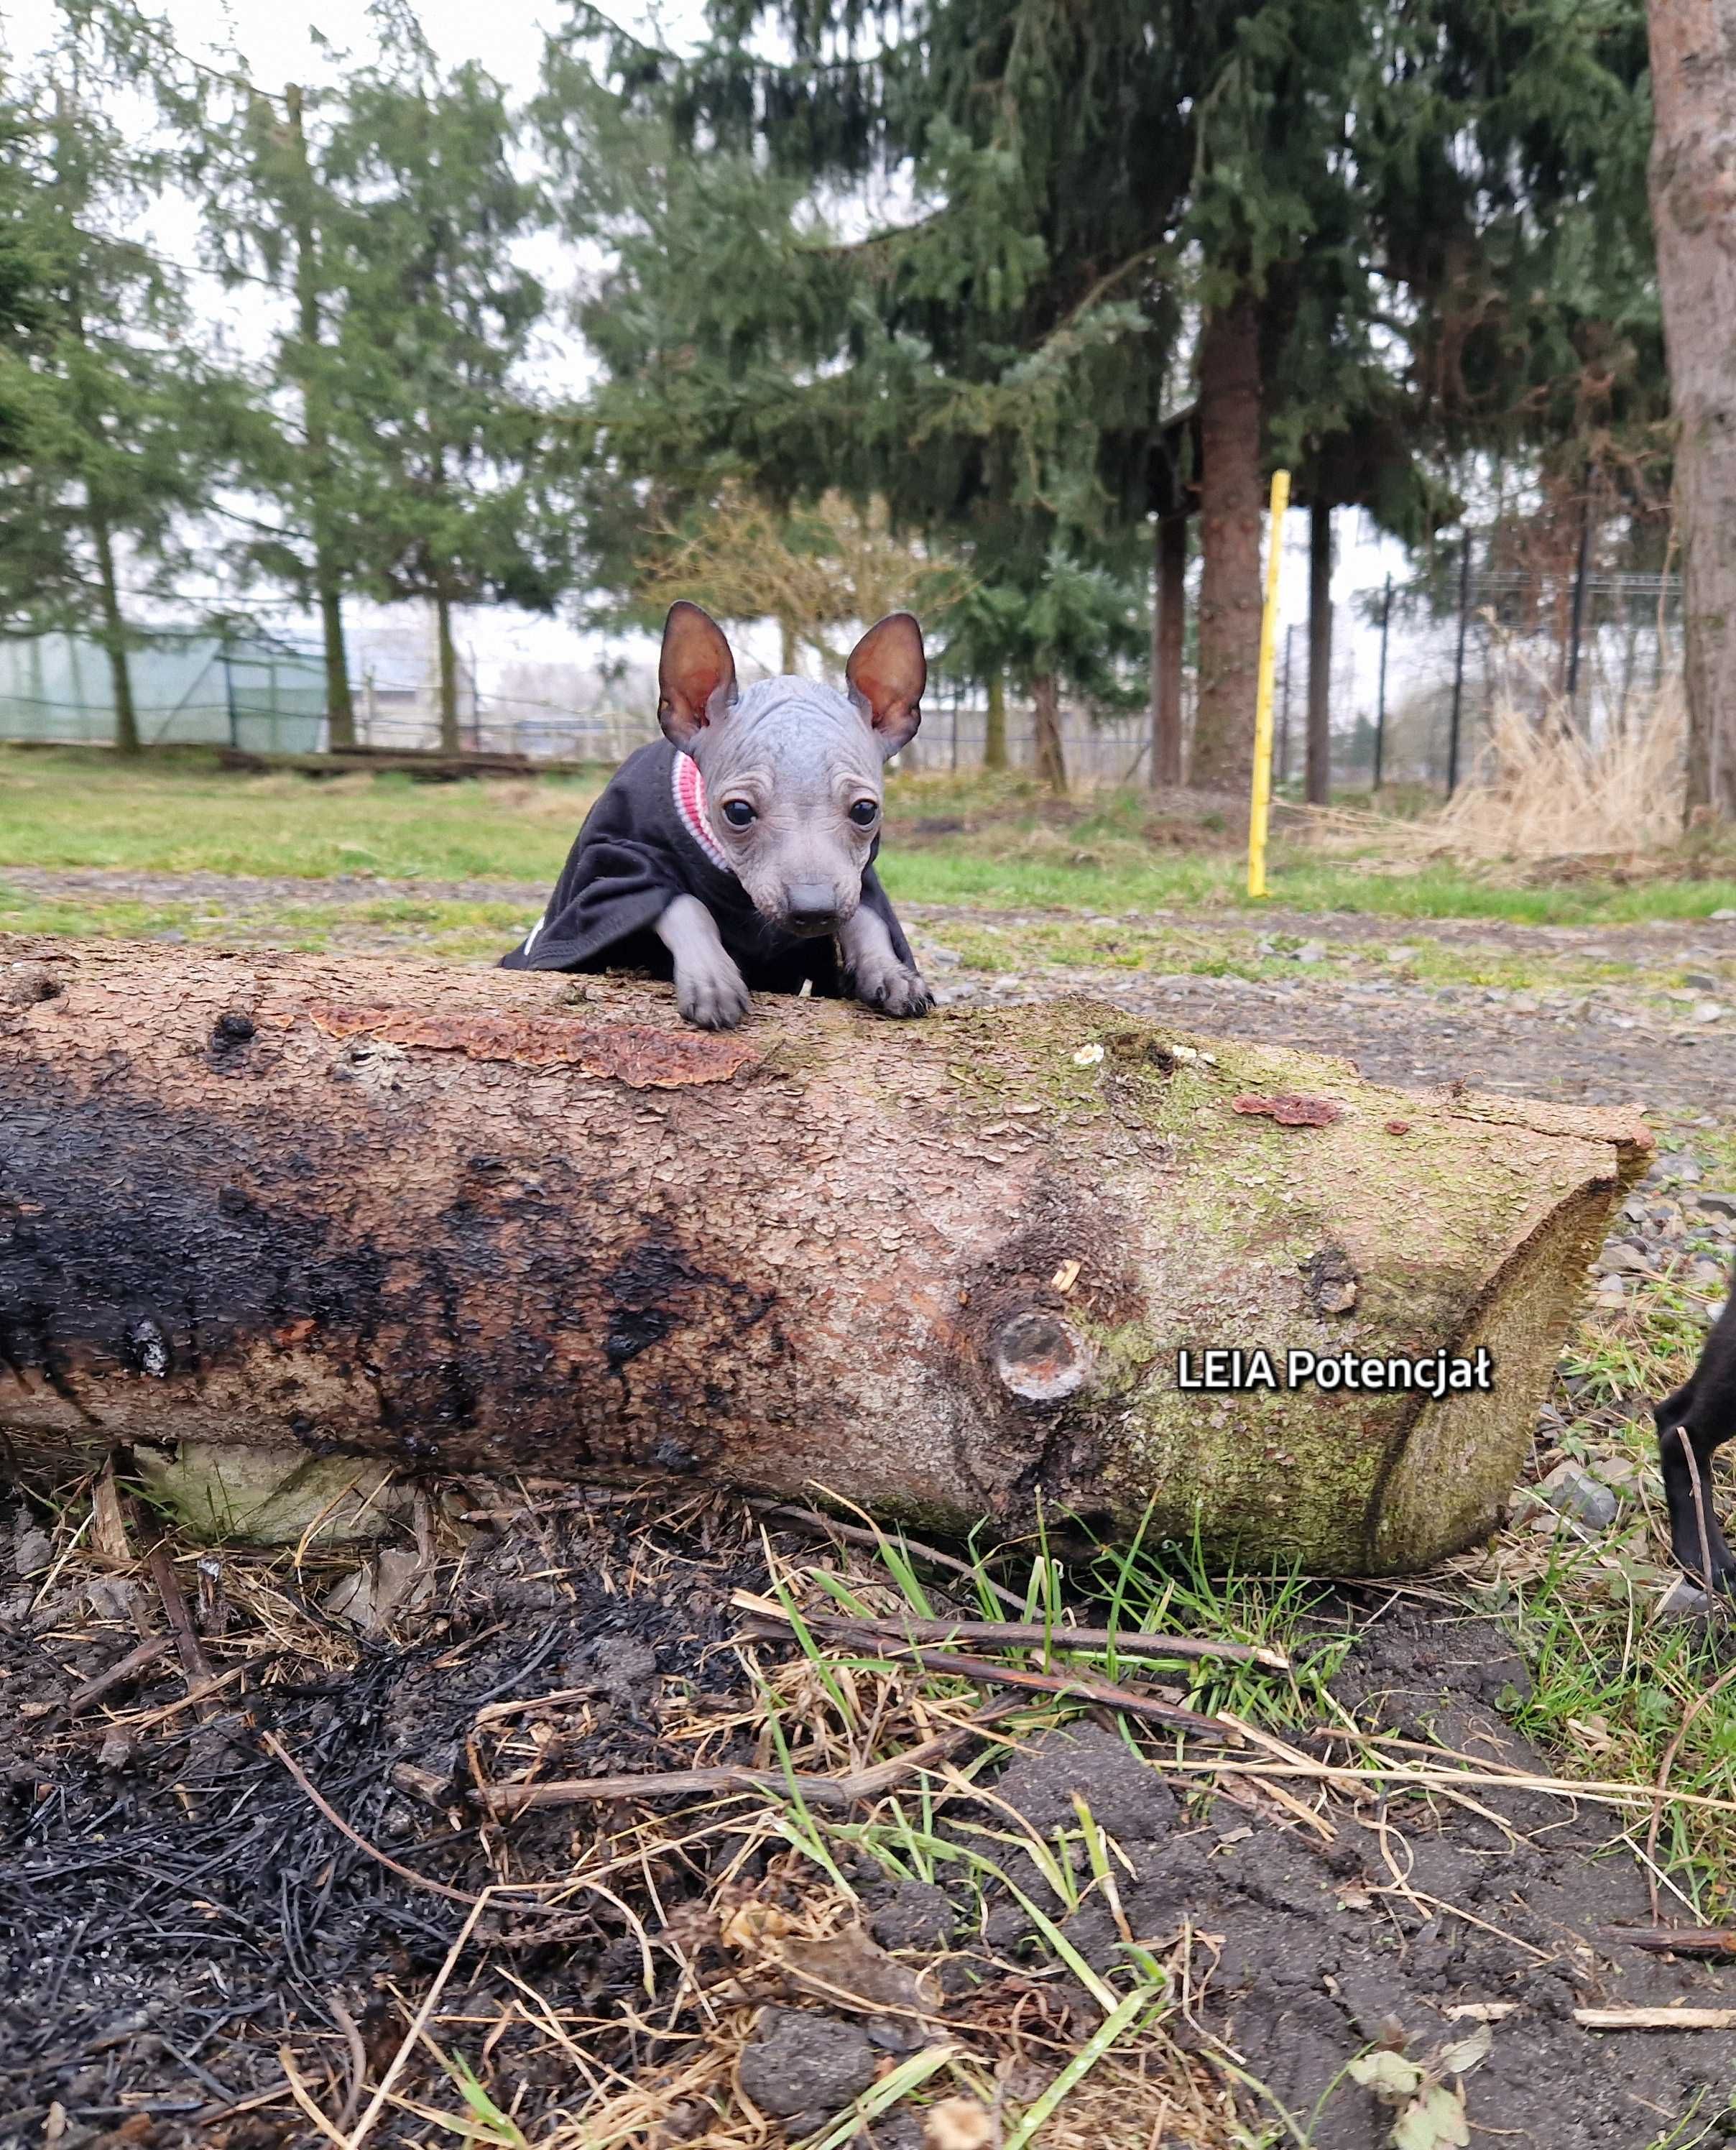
top-left (0, 553), bottom-right (1685, 793)
top-left (0, 631), bottom-right (326, 754)
top-left (1273, 555), bottom-right (1683, 795)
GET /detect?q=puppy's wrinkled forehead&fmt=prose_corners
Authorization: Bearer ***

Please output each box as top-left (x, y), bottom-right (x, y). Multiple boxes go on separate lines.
top-left (697, 678), bottom-right (878, 784)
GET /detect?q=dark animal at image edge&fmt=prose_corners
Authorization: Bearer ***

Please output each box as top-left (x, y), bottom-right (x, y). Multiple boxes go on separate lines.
top-left (501, 601), bottom-right (932, 1030)
top-left (1658, 1257), bottom-right (1736, 1587)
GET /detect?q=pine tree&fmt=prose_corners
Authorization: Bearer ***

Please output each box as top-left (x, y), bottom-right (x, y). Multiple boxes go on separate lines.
top-left (198, 76), bottom-right (364, 744)
top-left (321, 16), bottom-right (565, 752)
top-left (0, 1), bottom-right (240, 751)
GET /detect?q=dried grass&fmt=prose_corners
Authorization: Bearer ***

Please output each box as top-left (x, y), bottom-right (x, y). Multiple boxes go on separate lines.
top-left (1311, 677), bottom-right (1686, 866)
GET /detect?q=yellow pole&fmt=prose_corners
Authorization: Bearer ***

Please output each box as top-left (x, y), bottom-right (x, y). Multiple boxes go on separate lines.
top-left (1247, 468), bottom-right (1291, 900)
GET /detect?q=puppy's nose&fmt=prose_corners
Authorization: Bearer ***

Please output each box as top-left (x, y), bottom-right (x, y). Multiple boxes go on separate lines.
top-left (785, 883), bottom-right (840, 936)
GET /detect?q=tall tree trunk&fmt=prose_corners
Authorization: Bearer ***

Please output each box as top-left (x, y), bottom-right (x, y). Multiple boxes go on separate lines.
top-left (89, 501), bottom-right (139, 757)
top-left (1647, 0), bottom-right (1736, 819)
top-left (778, 616), bottom-right (798, 674)
top-left (0, 934), bottom-right (1650, 1573)
top-left (1192, 295), bottom-right (1264, 793)
top-left (1031, 672), bottom-right (1068, 793)
top-left (983, 671), bottom-right (1008, 771)
top-left (1152, 513), bottom-right (1187, 788)
top-left (1306, 497), bottom-right (1333, 806)
top-left (285, 86), bottom-right (356, 751)
top-left (55, 86), bottom-right (137, 759)
top-left (434, 582), bottom-right (461, 755)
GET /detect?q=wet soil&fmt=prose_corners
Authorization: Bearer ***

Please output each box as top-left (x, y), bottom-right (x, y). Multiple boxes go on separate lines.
top-left (4, 1495), bottom-right (1734, 2150)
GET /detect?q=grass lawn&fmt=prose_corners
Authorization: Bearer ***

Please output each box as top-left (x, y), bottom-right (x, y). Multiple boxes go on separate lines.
top-left (6, 744), bottom-right (1736, 925)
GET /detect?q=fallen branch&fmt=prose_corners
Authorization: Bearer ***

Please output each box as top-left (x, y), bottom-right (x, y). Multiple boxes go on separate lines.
top-left (731, 1590), bottom-right (1290, 1671)
top-left (738, 1613), bottom-right (1237, 1738)
top-left (62, 1635), bottom-right (172, 1719)
top-left (1574, 2006), bottom-right (1736, 2031)
top-left (1600, 1926), bottom-right (1736, 1959)
top-left (147, 1542), bottom-right (216, 1724)
top-left (744, 1500), bottom-right (1028, 1613)
top-left (481, 1696), bottom-right (1025, 1818)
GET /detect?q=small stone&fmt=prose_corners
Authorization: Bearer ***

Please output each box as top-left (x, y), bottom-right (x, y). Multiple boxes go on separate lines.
top-left (1683, 971), bottom-right (1720, 990)
top-left (1711, 908), bottom-right (1736, 922)
top-left (13, 1528), bottom-right (52, 1577)
top-left (1694, 1001), bottom-right (1726, 1023)
top-left (1698, 1192), bottom-right (1736, 1219)
top-left (1295, 941), bottom-right (1329, 964)
top-left (1385, 944), bottom-right (1416, 964)
top-left (1537, 1462), bottom-right (1619, 1531)
top-left (1597, 1242), bottom-right (1653, 1275)
top-left (1659, 1578), bottom-right (1714, 1618)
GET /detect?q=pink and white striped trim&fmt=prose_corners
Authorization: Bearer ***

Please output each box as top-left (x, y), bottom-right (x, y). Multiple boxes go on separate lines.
top-left (671, 749), bottom-right (731, 872)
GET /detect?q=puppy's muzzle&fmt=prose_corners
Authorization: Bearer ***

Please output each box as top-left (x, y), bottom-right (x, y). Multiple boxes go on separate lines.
top-left (783, 883), bottom-right (842, 937)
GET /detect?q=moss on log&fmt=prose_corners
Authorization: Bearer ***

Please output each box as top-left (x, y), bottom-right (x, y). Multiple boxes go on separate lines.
top-left (0, 934), bottom-right (1649, 1570)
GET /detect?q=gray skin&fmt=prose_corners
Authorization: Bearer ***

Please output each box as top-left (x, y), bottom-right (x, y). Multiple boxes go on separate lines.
top-left (652, 609), bottom-right (931, 1031)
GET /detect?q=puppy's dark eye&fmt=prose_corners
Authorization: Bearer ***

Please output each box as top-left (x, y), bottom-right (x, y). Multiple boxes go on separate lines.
top-left (849, 799), bottom-right (879, 829)
top-left (721, 799), bottom-right (756, 829)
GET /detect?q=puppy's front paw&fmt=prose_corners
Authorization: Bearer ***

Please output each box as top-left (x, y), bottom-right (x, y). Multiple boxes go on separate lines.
top-left (676, 957), bottom-right (751, 1030)
top-left (852, 961), bottom-right (932, 1019)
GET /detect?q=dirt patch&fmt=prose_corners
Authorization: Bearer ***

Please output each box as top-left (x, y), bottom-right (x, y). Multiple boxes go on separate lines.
top-left (966, 1615), bottom-right (1736, 2150)
top-left (4, 1488), bottom-right (1733, 2150)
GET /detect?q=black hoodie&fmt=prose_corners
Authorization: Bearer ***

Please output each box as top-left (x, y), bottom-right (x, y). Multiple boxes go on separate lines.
top-left (499, 738), bottom-right (914, 994)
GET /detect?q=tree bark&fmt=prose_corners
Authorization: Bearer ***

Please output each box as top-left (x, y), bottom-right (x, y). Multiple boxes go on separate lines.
top-left (1031, 672), bottom-right (1068, 793)
top-left (285, 84), bottom-right (356, 752)
top-left (88, 502), bottom-right (139, 758)
top-left (1192, 296), bottom-right (1264, 793)
top-left (433, 581), bottom-right (461, 755)
top-left (1647, 0), bottom-right (1736, 818)
top-left (0, 936), bottom-right (1650, 1573)
top-left (1152, 514), bottom-right (1187, 788)
top-left (983, 671), bottom-right (1008, 771)
top-left (1306, 497), bottom-right (1333, 806)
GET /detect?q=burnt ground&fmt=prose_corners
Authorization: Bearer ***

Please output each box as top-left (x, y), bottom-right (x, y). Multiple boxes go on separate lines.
top-left (4, 1492), bottom-right (1736, 2150)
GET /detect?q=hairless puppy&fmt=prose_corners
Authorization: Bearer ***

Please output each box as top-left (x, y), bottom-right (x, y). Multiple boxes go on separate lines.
top-left (502, 602), bottom-right (931, 1029)
top-left (1657, 1264), bottom-right (1736, 1590)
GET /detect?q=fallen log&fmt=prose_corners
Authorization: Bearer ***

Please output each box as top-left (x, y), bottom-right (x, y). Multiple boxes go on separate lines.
top-left (0, 933), bottom-right (1648, 1571)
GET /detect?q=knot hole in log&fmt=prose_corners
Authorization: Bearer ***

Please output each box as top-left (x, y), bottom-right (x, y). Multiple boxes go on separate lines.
top-left (992, 1309), bottom-right (1092, 1403)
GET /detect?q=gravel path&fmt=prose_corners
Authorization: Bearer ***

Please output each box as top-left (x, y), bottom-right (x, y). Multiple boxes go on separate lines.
top-left (7, 864), bottom-right (1733, 1118)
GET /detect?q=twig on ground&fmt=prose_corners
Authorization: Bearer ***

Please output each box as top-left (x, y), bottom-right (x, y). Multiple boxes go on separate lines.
top-left (1643, 1655), bottom-right (1736, 1923)
top-left (147, 1543), bottom-right (216, 1722)
top-left (262, 1730), bottom-right (553, 1912)
top-left (1602, 1926), bottom-right (1736, 1958)
top-left (61, 1635), bottom-right (172, 1719)
top-left (744, 1498), bottom-right (1028, 1612)
top-left (1574, 2006), bottom-right (1736, 2030)
top-left (328, 1994), bottom-right (369, 2132)
top-left (731, 1591), bottom-right (1291, 1671)
top-left (482, 1695), bottom-right (1026, 1817)
top-left (741, 1613), bottom-right (1238, 1737)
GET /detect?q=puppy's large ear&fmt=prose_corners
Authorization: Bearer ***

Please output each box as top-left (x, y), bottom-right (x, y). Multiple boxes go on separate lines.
top-left (846, 612), bottom-right (925, 758)
top-left (657, 601), bottom-right (738, 749)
